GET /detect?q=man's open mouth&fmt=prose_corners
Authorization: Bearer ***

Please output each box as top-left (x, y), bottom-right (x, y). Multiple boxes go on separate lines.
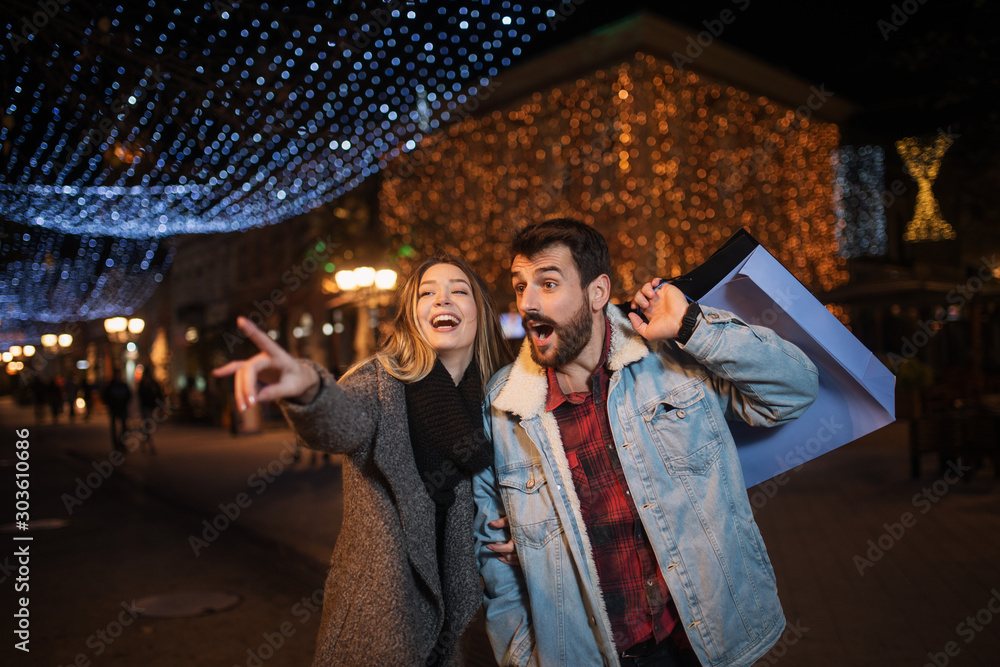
top-left (432, 314), bottom-right (461, 330)
top-left (527, 321), bottom-right (554, 342)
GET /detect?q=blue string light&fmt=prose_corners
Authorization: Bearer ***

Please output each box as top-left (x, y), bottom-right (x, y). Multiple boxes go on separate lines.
top-left (1, 1), bottom-right (553, 238)
top-left (0, 221), bottom-right (176, 326)
top-left (832, 146), bottom-right (888, 258)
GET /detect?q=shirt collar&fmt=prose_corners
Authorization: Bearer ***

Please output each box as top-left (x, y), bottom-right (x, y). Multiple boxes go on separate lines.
top-left (544, 316), bottom-right (612, 412)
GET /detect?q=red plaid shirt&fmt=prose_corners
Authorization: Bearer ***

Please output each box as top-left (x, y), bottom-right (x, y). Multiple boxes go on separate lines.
top-left (545, 319), bottom-right (680, 652)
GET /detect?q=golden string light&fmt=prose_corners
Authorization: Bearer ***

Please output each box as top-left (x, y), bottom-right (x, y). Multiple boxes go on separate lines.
top-left (381, 52), bottom-right (847, 302)
top-left (895, 133), bottom-right (955, 242)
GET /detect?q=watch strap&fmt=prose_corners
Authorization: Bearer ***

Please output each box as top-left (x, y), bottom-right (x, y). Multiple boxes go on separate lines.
top-left (676, 302), bottom-right (702, 345)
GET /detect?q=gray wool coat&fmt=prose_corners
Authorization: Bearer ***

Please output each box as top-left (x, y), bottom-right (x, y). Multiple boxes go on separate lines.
top-left (280, 359), bottom-right (482, 667)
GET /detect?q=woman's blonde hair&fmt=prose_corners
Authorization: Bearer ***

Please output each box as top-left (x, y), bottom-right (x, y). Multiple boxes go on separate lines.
top-left (349, 255), bottom-right (511, 387)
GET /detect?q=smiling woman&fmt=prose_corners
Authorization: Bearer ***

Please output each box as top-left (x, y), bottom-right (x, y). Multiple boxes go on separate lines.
top-left (415, 263), bottom-right (480, 383)
top-left (212, 254), bottom-right (515, 666)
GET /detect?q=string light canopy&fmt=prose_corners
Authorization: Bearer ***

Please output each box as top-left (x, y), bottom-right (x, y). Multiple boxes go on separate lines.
top-left (1, 0), bottom-right (556, 238)
top-left (895, 133), bottom-right (956, 242)
top-left (382, 52), bottom-right (847, 298)
top-left (0, 221), bottom-right (175, 325)
top-left (832, 145), bottom-right (888, 258)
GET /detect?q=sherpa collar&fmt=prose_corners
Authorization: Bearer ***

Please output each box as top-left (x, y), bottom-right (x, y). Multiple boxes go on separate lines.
top-left (493, 305), bottom-right (650, 419)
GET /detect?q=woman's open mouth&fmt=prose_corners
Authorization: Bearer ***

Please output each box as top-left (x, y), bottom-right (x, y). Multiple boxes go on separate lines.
top-left (432, 314), bottom-right (461, 331)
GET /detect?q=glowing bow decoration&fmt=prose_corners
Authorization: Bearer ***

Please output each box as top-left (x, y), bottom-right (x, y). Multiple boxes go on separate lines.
top-left (895, 133), bottom-right (955, 242)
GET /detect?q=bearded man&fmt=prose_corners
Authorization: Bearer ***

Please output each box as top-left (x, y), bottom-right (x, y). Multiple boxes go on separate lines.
top-left (474, 218), bottom-right (819, 667)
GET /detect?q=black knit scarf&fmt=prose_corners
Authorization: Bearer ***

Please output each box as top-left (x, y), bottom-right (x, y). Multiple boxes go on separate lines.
top-left (404, 356), bottom-right (492, 508)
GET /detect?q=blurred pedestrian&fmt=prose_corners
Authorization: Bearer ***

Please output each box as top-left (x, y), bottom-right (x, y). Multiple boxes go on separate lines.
top-left (214, 255), bottom-right (517, 666)
top-left (80, 374), bottom-right (94, 421)
top-left (102, 368), bottom-right (131, 452)
top-left (64, 375), bottom-right (78, 422)
top-left (137, 369), bottom-right (163, 454)
top-left (30, 376), bottom-right (46, 424)
top-left (47, 377), bottom-right (64, 424)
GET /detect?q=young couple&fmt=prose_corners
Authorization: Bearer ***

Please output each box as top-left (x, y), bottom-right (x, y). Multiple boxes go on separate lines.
top-left (215, 218), bottom-right (819, 666)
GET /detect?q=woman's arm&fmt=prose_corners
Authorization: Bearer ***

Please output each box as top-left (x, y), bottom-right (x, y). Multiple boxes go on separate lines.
top-left (279, 360), bottom-right (379, 455)
top-left (213, 316), bottom-right (378, 455)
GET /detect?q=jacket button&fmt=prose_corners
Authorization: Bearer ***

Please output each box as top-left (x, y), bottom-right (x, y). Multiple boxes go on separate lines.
top-left (589, 616), bottom-right (596, 626)
top-left (526, 477), bottom-right (534, 489)
top-left (676, 409), bottom-right (686, 419)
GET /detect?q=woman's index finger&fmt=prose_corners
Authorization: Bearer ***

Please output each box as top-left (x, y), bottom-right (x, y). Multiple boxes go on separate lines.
top-left (237, 316), bottom-right (286, 357)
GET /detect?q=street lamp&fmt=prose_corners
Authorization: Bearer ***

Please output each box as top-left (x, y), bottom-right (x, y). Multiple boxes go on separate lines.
top-left (334, 270), bottom-right (359, 292)
top-left (331, 266), bottom-right (398, 361)
top-left (104, 317), bottom-right (145, 343)
top-left (375, 269), bottom-right (398, 290)
top-left (104, 317), bottom-right (146, 383)
top-left (104, 317), bottom-right (127, 336)
top-left (353, 266), bottom-right (376, 288)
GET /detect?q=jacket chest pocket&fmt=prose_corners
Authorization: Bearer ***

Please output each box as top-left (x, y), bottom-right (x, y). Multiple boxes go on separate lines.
top-left (497, 460), bottom-right (563, 548)
top-left (641, 381), bottom-right (722, 475)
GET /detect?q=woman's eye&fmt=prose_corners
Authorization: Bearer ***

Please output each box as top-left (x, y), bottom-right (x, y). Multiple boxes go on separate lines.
top-left (453, 289), bottom-right (468, 295)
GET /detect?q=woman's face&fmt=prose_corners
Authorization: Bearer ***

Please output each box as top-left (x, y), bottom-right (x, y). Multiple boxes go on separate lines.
top-left (415, 262), bottom-right (479, 360)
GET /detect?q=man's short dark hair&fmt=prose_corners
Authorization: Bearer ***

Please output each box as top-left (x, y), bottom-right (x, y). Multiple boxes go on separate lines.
top-left (510, 218), bottom-right (612, 288)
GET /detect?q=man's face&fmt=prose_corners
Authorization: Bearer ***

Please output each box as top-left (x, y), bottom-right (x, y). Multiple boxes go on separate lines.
top-left (511, 244), bottom-right (594, 368)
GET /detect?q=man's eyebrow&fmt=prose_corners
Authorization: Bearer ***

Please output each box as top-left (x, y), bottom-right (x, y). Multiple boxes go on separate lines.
top-left (511, 265), bottom-right (564, 279)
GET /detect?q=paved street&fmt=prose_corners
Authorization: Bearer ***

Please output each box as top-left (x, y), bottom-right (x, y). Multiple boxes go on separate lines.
top-left (1, 395), bottom-right (999, 666)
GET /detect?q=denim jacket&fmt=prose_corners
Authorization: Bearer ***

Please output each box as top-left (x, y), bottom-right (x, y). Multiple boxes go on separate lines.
top-left (473, 305), bottom-right (819, 667)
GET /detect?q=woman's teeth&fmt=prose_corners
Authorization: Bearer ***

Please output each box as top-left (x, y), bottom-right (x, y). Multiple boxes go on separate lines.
top-left (432, 315), bottom-right (460, 328)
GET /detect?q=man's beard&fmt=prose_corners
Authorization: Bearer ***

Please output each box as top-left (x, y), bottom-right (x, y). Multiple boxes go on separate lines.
top-left (525, 297), bottom-right (593, 369)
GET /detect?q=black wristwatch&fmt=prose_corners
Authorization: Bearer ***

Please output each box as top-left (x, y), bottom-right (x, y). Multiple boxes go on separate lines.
top-left (675, 302), bottom-right (702, 345)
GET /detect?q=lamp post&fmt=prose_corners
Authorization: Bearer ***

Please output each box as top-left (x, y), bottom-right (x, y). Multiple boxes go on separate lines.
top-left (4, 345), bottom-right (31, 379)
top-left (332, 266), bottom-right (398, 362)
top-left (104, 317), bottom-right (145, 383)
